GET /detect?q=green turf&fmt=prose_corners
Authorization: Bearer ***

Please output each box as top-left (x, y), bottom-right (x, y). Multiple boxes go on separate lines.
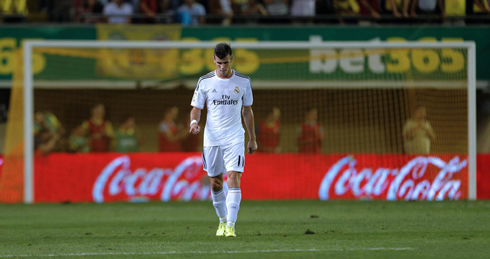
top-left (0, 201), bottom-right (489, 258)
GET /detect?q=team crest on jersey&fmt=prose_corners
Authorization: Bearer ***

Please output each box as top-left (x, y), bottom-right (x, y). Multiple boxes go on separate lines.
top-left (234, 86), bottom-right (240, 94)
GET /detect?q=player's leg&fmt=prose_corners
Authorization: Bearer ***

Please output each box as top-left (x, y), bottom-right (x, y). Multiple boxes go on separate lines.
top-left (225, 171), bottom-right (241, 237)
top-left (203, 146), bottom-right (227, 236)
top-left (223, 142), bottom-right (245, 237)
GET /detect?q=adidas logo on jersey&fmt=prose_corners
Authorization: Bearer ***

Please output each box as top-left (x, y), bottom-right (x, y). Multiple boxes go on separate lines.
top-left (212, 89), bottom-right (217, 93)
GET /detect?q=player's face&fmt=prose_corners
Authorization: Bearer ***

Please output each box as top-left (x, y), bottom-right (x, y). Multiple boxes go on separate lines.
top-left (306, 109), bottom-right (318, 122)
top-left (272, 108), bottom-right (281, 121)
top-left (169, 107), bottom-right (179, 120)
top-left (93, 105), bottom-right (105, 118)
top-left (214, 55), bottom-right (233, 78)
top-left (415, 107), bottom-right (426, 120)
top-left (34, 112), bottom-right (44, 123)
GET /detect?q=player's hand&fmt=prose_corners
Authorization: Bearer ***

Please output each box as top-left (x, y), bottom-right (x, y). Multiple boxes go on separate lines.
top-left (248, 140), bottom-right (258, 154)
top-left (189, 123), bottom-right (200, 135)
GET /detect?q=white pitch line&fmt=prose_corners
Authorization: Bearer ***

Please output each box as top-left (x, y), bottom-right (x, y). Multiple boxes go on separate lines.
top-left (0, 248), bottom-right (413, 258)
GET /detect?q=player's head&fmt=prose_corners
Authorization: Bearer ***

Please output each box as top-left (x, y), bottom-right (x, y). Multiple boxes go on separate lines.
top-left (213, 43), bottom-right (233, 78)
top-left (122, 116), bottom-right (135, 128)
top-left (414, 106), bottom-right (427, 120)
top-left (305, 107), bottom-right (318, 123)
top-left (165, 106), bottom-right (179, 121)
top-left (34, 111), bottom-right (45, 123)
top-left (92, 104), bottom-right (105, 119)
top-left (268, 107), bottom-right (281, 121)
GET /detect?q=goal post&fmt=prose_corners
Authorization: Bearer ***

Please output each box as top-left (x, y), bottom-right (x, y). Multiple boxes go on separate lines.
top-left (18, 40), bottom-right (477, 203)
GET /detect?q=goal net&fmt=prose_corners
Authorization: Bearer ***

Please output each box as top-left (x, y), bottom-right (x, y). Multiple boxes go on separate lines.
top-left (0, 41), bottom-right (476, 203)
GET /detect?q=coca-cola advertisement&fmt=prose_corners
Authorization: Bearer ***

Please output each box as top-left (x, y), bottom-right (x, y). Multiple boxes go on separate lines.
top-left (26, 153), bottom-right (490, 203)
top-left (318, 155), bottom-right (468, 201)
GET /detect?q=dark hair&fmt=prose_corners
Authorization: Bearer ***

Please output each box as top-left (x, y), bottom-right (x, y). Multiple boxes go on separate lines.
top-left (214, 43), bottom-right (232, 59)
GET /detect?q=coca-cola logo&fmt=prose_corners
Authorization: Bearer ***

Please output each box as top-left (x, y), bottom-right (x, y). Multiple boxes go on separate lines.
top-left (92, 156), bottom-right (211, 203)
top-left (318, 156), bottom-right (468, 201)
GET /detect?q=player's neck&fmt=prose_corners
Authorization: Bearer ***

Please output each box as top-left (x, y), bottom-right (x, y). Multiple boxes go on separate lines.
top-left (215, 69), bottom-right (233, 79)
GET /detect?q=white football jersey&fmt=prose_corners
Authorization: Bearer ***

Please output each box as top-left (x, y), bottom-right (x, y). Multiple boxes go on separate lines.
top-left (191, 70), bottom-right (253, 147)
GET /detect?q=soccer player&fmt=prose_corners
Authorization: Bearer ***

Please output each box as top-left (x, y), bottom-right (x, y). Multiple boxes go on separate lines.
top-left (403, 106), bottom-right (436, 154)
top-left (158, 106), bottom-right (188, 152)
top-left (82, 104), bottom-right (115, 152)
top-left (189, 43), bottom-right (257, 237)
top-left (298, 107), bottom-right (324, 153)
top-left (257, 107), bottom-right (281, 153)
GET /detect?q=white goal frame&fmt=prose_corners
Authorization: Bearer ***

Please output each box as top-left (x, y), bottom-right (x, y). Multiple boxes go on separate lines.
top-left (22, 40), bottom-right (477, 203)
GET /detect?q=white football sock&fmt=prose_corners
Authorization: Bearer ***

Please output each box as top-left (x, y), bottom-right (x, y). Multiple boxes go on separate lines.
top-left (226, 187), bottom-right (241, 227)
top-left (211, 188), bottom-right (227, 222)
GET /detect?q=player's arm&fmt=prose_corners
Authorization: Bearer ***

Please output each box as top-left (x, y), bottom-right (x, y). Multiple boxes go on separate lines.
top-left (164, 127), bottom-right (186, 142)
top-left (242, 106), bottom-right (257, 154)
top-left (425, 122), bottom-right (436, 141)
top-left (190, 77), bottom-right (206, 134)
top-left (403, 122), bottom-right (419, 140)
top-left (189, 107), bottom-right (201, 134)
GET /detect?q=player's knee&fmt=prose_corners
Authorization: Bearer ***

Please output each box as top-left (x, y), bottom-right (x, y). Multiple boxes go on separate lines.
top-left (226, 172), bottom-right (241, 187)
top-left (211, 180), bottom-right (223, 191)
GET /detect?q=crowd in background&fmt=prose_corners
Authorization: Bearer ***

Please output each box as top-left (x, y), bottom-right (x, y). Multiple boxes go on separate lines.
top-left (33, 104), bottom-right (434, 155)
top-left (0, 0), bottom-right (489, 24)
top-left (33, 104), bottom-right (202, 155)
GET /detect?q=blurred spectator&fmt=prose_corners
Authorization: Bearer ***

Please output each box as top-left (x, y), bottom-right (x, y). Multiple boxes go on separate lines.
top-left (115, 116), bottom-right (142, 153)
top-left (68, 125), bottom-right (90, 153)
top-left (35, 128), bottom-right (60, 156)
top-left (257, 107), bottom-right (281, 153)
top-left (409, 0), bottom-right (445, 17)
top-left (359, 0), bottom-right (381, 19)
top-left (181, 117), bottom-right (201, 152)
top-left (298, 107), bottom-right (323, 153)
top-left (290, 0), bottom-right (316, 17)
top-left (403, 106), bottom-right (436, 154)
top-left (41, 0), bottom-right (72, 22)
top-left (219, 0), bottom-right (234, 25)
top-left (385, 0), bottom-right (408, 17)
top-left (158, 106), bottom-right (188, 152)
top-left (239, 0), bottom-right (268, 15)
top-left (139, 0), bottom-right (174, 23)
top-left (264, 0), bottom-right (288, 16)
top-left (77, 0), bottom-right (104, 23)
top-left (468, 0), bottom-right (490, 14)
top-left (445, 0), bottom-right (465, 17)
top-left (177, 0), bottom-right (206, 25)
top-left (333, 0), bottom-right (361, 24)
top-left (34, 111), bottom-right (63, 136)
top-left (103, 0), bottom-right (134, 24)
top-left (82, 104), bottom-right (115, 152)
top-left (139, 0), bottom-right (157, 22)
top-left (0, 0), bottom-right (28, 22)
top-left (334, 0), bottom-right (360, 15)
top-left (209, 0), bottom-right (233, 24)
top-left (34, 111), bottom-right (63, 156)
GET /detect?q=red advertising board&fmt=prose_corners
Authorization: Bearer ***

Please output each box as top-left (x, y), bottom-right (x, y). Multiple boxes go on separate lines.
top-left (29, 153), bottom-right (489, 203)
top-left (0, 155), bottom-right (3, 180)
top-left (477, 154), bottom-right (490, 199)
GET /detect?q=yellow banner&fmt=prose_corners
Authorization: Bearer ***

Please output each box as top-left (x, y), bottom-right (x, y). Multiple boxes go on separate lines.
top-left (96, 25), bottom-right (182, 80)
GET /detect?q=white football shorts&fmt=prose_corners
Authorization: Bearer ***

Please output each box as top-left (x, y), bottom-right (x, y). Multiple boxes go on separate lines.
top-left (202, 142), bottom-right (245, 177)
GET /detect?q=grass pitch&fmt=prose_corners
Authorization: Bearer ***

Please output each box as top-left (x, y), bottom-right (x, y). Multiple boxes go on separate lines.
top-left (0, 201), bottom-right (489, 258)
